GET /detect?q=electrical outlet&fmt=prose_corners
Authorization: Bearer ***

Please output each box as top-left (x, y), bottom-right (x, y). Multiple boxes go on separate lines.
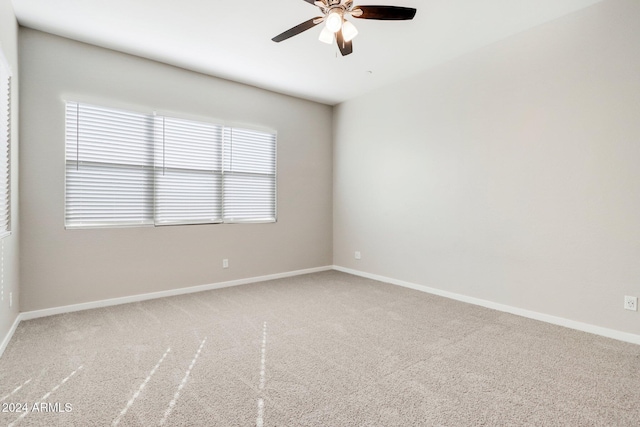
top-left (355, 251), bottom-right (361, 260)
top-left (222, 259), bottom-right (229, 269)
top-left (624, 296), bottom-right (637, 311)
top-left (9, 292), bottom-right (12, 308)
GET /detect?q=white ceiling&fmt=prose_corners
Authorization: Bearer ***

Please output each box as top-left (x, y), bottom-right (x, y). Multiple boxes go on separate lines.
top-left (11, 0), bottom-right (602, 105)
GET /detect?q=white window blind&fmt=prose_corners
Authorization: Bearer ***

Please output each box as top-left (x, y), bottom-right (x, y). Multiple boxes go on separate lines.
top-left (0, 50), bottom-right (11, 238)
top-left (154, 116), bottom-right (223, 225)
top-left (65, 102), bottom-right (154, 227)
top-left (223, 127), bottom-right (276, 222)
top-left (65, 101), bottom-right (276, 228)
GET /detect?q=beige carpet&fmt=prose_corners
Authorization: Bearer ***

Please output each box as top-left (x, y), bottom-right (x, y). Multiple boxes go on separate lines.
top-left (1, 270), bottom-right (639, 426)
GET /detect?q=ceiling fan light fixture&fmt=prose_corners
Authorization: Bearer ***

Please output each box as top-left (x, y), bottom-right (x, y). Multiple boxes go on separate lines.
top-left (325, 10), bottom-right (343, 33)
top-left (271, 1), bottom-right (417, 57)
top-left (318, 26), bottom-right (334, 44)
top-left (342, 20), bottom-right (358, 42)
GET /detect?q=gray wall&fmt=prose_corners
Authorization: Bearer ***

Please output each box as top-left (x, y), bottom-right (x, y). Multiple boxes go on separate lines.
top-left (19, 28), bottom-right (333, 312)
top-left (333, 0), bottom-right (640, 335)
top-left (0, 0), bottom-right (20, 348)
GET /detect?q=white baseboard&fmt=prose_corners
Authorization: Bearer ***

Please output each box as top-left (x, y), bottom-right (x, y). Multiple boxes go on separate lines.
top-left (333, 265), bottom-right (640, 346)
top-left (8, 264), bottom-right (638, 354)
top-left (0, 314), bottom-right (21, 358)
top-left (20, 266), bottom-right (333, 321)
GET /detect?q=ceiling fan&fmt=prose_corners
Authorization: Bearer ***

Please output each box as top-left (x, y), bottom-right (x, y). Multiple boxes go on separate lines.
top-left (272, 0), bottom-right (417, 56)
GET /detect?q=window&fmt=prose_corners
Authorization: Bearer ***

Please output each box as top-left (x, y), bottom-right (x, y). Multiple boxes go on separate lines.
top-left (154, 116), bottom-right (223, 225)
top-left (65, 103), bottom-right (154, 227)
top-left (223, 127), bottom-right (276, 222)
top-left (0, 50), bottom-right (11, 239)
top-left (65, 102), bottom-right (277, 228)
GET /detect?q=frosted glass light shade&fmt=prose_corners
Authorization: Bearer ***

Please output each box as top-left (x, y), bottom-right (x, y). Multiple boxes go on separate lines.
top-left (342, 20), bottom-right (358, 42)
top-left (319, 27), bottom-right (334, 44)
top-left (325, 11), bottom-right (342, 33)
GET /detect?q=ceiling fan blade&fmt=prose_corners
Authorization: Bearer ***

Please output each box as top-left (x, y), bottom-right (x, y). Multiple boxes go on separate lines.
top-left (303, 0), bottom-right (316, 4)
top-left (272, 17), bottom-right (323, 42)
top-left (352, 5), bottom-right (416, 20)
top-left (336, 29), bottom-right (353, 56)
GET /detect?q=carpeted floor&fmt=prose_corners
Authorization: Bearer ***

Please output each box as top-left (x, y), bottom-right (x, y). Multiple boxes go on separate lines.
top-left (1, 270), bottom-right (639, 426)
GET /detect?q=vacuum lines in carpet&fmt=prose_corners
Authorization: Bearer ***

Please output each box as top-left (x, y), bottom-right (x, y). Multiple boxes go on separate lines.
top-left (1, 271), bottom-right (639, 425)
top-left (2, 327), bottom-right (271, 427)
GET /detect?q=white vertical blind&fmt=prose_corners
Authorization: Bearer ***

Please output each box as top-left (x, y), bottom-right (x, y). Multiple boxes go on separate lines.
top-left (0, 50), bottom-right (11, 238)
top-left (65, 102), bottom-right (276, 228)
top-left (223, 127), bottom-right (276, 222)
top-left (154, 116), bottom-right (223, 225)
top-left (65, 102), bottom-right (154, 227)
